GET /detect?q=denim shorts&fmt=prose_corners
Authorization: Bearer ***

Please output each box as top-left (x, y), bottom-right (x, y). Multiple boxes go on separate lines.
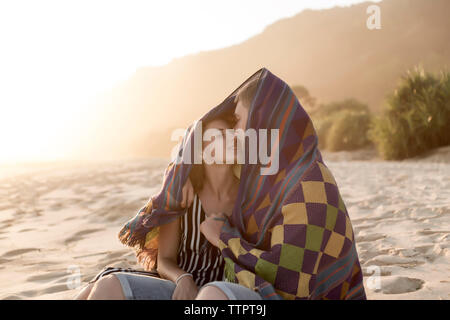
top-left (113, 272), bottom-right (176, 300)
top-left (199, 281), bottom-right (262, 300)
top-left (93, 270), bottom-right (262, 300)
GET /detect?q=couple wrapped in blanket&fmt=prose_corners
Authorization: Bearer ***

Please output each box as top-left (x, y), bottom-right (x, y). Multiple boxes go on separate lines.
top-left (85, 68), bottom-right (366, 300)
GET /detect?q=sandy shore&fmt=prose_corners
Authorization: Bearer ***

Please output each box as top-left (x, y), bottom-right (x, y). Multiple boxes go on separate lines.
top-left (0, 147), bottom-right (449, 300)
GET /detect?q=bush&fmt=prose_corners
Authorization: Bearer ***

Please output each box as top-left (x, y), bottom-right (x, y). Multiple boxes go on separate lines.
top-left (326, 111), bottom-right (372, 151)
top-left (368, 66), bottom-right (450, 160)
top-left (314, 117), bottom-right (334, 149)
top-left (311, 98), bottom-right (369, 118)
top-left (311, 99), bottom-right (372, 151)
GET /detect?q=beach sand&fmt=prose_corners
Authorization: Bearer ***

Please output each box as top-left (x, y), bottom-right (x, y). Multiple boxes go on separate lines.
top-left (0, 147), bottom-right (449, 300)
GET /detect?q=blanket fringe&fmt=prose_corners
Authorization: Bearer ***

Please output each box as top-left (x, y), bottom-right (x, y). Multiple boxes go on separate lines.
top-left (117, 226), bottom-right (145, 249)
top-left (136, 248), bottom-right (158, 271)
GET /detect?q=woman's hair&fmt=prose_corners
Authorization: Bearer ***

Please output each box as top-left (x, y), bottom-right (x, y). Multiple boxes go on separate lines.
top-left (233, 76), bottom-right (259, 109)
top-left (188, 112), bottom-right (235, 193)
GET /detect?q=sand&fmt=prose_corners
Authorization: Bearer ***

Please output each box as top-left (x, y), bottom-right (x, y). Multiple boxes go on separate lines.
top-left (0, 148), bottom-right (449, 300)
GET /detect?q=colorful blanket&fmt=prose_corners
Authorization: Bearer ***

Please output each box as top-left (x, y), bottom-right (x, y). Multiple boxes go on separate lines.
top-left (118, 67), bottom-right (366, 300)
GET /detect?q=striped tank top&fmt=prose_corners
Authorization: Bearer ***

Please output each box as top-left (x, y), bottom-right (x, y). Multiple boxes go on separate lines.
top-left (177, 194), bottom-right (225, 287)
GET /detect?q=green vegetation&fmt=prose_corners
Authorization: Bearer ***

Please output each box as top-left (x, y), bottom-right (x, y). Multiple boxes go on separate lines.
top-left (298, 66), bottom-right (450, 158)
top-left (368, 67), bottom-right (450, 160)
top-left (326, 111), bottom-right (372, 151)
top-left (310, 99), bottom-right (372, 151)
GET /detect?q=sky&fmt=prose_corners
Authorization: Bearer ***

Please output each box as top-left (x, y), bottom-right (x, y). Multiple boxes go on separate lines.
top-left (0, 0), bottom-right (381, 163)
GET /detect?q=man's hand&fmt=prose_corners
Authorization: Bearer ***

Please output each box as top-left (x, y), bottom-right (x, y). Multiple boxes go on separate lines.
top-left (172, 276), bottom-right (199, 300)
top-left (200, 213), bottom-right (226, 248)
top-left (181, 178), bottom-right (194, 208)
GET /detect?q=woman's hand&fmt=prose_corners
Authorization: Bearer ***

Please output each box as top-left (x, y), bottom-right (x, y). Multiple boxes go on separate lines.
top-left (200, 213), bottom-right (226, 248)
top-left (181, 177), bottom-right (195, 208)
top-left (172, 276), bottom-right (199, 300)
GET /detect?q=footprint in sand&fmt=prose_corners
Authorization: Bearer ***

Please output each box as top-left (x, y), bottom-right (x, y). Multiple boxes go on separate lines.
top-left (1, 219), bottom-right (15, 228)
top-left (97, 250), bottom-right (136, 265)
top-left (39, 284), bottom-right (70, 295)
top-left (63, 216), bottom-right (78, 222)
top-left (1, 294), bottom-right (24, 300)
top-left (16, 289), bottom-right (40, 298)
top-left (412, 244), bottom-right (435, 254)
top-left (18, 227), bottom-right (36, 233)
top-left (356, 233), bottom-right (387, 242)
top-left (416, 229), bottom-right (450, 236)
top-left (365, 254), bottom-right (423, 267)
top-left (1, 248), bottom-right (40, 258)
top-left (362, 266), bottom-right (392, 277)
top-left (375, 276), bottom-right (425, 294)
top-left (64, 228), bottom-right (103, 244)
top-left (26, 271), bottom-right (68, 283)
top-left (103, 250), bottom-right (131, 260)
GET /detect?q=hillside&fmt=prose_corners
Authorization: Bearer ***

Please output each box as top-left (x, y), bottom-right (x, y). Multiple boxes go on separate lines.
top-left (76, 0), bottom-right (450, 159)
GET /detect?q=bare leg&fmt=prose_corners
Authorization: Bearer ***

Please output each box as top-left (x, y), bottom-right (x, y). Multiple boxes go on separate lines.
top-left (73, 282), bottom-right (95, 300)
top-left (195, 285), bottom-right (229, 300)
top-left (87, 275), bottom-right (126, 300)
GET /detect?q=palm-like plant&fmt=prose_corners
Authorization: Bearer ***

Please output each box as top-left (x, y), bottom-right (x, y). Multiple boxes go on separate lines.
top-left (369, 66), bottom-right (450, 160)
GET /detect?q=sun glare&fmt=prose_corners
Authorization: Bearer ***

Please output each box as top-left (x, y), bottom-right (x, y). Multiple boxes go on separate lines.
top-left (0, 0), bottom-right (377, 164)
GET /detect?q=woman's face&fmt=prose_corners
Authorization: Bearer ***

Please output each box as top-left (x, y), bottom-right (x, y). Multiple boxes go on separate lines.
top-left (202, 118), bottom-right (236, 165)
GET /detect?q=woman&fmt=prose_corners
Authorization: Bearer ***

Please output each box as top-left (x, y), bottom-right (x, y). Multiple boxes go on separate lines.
top-left (74, 115), bottom-right (239, 300)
